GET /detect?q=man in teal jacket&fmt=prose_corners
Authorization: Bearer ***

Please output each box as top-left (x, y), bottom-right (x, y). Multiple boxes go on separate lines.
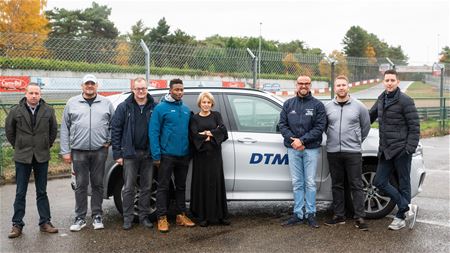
top-left (149, 78), bottom-right (195, 233)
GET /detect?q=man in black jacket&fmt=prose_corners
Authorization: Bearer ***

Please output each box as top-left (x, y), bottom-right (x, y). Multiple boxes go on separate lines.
top-left (111, 77), bottom-right (157, 230)
top-left (278, 75), bottom-right (327, 228)
top-left (5, 83), bottom-right (58, 238)
top-left (369, 69), bottom-right (420, 230)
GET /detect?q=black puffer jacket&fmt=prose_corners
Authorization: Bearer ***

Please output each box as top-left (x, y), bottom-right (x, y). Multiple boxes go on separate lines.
top-left (369, 87), bottom-right (420, 160)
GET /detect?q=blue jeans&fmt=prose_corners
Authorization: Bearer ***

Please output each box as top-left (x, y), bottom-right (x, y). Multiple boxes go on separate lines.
top-left (374, 152), bottom-right (412, 219)
top-left (287, 148), bottom-right (320, 219)
top-left (12, 158), bottom-right (51, 227)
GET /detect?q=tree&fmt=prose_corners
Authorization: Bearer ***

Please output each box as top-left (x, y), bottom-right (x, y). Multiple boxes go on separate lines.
top-left (81, 2), bottom-right (118, 39)
top-left (439, 46), bottom-right (450, 63)
top-left (149, 17), bottom-right (170, 44)
top-left (168, 29), bottom-right (196, 45)
top-left (387, 45), bottom-right (408, 64)
top-left (278, 40), bottom-right (306, 53)
top-left (0, 0), bottom-right (50, 57)
top-left (45, 2), bottom-right (119, 63)
top-left (342, 26), bottom-right (368, 57)
top-left (365, 44), bottom-right (377, 64)
top-left (45, 8), bottom-right (83, 38)
top-left (319, 50), bottom-right (349, 78)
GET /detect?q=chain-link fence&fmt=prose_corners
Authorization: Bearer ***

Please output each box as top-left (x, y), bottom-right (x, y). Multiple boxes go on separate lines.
top-left (1, 32), bottom-right (449, 180)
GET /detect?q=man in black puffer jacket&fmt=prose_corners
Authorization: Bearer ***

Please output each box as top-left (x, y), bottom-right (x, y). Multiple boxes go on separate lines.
top-left (369, 69), bottom-right (420, 231)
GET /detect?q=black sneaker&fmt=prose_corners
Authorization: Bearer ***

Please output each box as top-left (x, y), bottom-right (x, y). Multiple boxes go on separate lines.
top-left (306, 215), bottom-right (319, 228)
top-left (355, 218), bottom-right (369, 231)
top-left (123, 221), bottom-right (132, 230)
top-left (281, 215), bottom-right (303, 226)
top-left (140, 217), bottom-right (153, 229)
top-left (324, 216), bottom-right (346, 226)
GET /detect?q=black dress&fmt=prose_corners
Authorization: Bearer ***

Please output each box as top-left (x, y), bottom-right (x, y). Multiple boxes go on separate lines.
top-left (189, 111), bottom-right (229, 223)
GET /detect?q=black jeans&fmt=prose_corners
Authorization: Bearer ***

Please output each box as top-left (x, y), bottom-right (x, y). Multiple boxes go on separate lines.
top-left (374, 152), bottom-right (412, 219)
top-left (12, 158), bottom-right (51, 227)
top-left (327, 152), bottom-right (365, 219)
top-left (156, 155), bottom-right (190, 218)
top-left (122, 150), bottom-right (153, 223)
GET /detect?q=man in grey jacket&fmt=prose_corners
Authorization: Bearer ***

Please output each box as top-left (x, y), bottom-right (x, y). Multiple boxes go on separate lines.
top-left (324, 75), bottom-right (370, 230)
top-left (60, 74), bottom-right (114, 232)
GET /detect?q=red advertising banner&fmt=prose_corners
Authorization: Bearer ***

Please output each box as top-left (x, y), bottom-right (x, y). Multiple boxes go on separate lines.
top-left (0, 76), bottom-right (30, 92)
top-left (222, 81), bottom-right (245, 88)
top-left (150, 79), bottom-right (167, 88)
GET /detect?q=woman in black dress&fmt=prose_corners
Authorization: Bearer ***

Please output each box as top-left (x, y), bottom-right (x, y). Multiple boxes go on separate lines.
top-left (189, 91), bottom-right (229, 227)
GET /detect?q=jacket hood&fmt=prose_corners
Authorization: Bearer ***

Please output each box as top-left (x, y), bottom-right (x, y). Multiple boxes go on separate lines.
top-left (162, 93), bottom-right (182, 104)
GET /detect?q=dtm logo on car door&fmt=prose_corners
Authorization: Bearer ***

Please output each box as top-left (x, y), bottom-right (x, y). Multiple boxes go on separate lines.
top-left (226, 94), bottom-right (292, 192)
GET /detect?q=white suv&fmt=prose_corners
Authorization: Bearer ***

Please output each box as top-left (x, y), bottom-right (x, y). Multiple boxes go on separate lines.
top-left (101, 87), bottom-right (426, 220)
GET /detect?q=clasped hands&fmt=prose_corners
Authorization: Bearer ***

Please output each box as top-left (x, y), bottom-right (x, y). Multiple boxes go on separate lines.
top-left (199, 130), bottom-right (213, 141)
top-left (290, 137), bottom-right (305, 151)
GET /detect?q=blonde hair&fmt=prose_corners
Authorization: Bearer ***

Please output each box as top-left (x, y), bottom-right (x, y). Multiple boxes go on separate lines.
top-left (334, 75), bottom-right (349, 83)
top-left (197, 91), bottom-right (215, 108)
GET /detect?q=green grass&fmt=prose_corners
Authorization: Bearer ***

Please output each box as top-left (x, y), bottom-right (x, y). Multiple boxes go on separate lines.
top-left (0, 143), bottom-right (70, 181)
top-left (406, 81), bottom-right (450, 98)
top-left (371, 119), bottom-right (449, 137)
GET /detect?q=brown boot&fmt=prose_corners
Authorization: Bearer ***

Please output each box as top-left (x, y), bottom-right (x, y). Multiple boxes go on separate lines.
top-left (8, 225), bottom-right (22, 239)
top-left (176, 213), bottom-right (195, 227)
top-left (40, 222), bottom-right (59, 233)
top-left (157, 216), bottom-right (169, 233)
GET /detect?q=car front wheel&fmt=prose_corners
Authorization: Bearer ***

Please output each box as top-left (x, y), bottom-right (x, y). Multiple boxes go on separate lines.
top-left (362, 164), bottom-right (397, 219)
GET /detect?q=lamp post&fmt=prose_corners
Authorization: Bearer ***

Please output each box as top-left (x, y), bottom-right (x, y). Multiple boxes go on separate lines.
top-left (258, 22), bottom-right (262, 89)
top-left (324, 56), bottom-right (336, 99)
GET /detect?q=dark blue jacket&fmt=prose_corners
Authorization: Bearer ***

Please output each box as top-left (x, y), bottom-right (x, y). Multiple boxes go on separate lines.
top-left (369, 87), bottom-right (420, 160)
top-left (111, 93), bottom-right (156, 160)
top-left (149, 94), bottom-right (191, 161)
top-left (278, 92), bottom-right (327, 149)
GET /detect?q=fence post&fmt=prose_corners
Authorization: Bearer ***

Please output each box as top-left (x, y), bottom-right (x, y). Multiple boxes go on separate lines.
top-left (439, 67), bottom-right (445, 132)
top-left (140, 39), bottom-right (150, 83)
top-left (330, 62), bottom-right (335, 99)
top-left (246, 48), bottom-right (257, 89)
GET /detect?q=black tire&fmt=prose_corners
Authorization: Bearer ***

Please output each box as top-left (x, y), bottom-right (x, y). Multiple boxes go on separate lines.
top-left (362, 164), bottom-right (398, 219)
top-left (112, 167), bottom-right (158, 223)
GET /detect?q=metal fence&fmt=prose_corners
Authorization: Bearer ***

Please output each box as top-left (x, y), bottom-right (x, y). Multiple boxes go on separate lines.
top-left (0, 32), bottom-right (394, 92)
top-left (1, 32), bottom-right (449, 180)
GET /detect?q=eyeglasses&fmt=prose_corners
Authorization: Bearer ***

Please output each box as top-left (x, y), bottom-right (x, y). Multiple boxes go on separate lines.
top-left (133, 87), bottom-right (147, 92)
top-left (83, 82), bottom-right (96, 86)
top-left (297, 82), bottom-right (311, 86)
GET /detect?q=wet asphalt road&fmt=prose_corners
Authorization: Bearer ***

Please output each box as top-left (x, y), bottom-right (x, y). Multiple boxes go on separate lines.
top-left (0, 136), bottom-right (449, 253)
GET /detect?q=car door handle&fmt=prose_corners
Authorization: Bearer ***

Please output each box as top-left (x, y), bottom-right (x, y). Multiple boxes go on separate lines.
top-left (237, 138), bottom-right (257, 143)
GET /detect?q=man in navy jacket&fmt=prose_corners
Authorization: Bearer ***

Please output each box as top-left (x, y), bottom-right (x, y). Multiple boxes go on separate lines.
top-left (111, 77), bottom-right (156, 230)
top-left (278, 75), bottom-right (327, 228)
top-left (149, 78), bottom-right (195, 233)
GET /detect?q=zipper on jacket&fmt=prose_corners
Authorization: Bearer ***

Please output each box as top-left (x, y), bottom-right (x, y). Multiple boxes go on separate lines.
top-left (339, 106), bottom-right (343, 152)
top-left (89, 104), bottom-right (92, 150)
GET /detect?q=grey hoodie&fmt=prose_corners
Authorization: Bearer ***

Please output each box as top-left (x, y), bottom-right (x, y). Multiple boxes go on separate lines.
top-left (60, 94), bottom-right (114, 154)
top-left (325, 96), bottom-right (370, 153)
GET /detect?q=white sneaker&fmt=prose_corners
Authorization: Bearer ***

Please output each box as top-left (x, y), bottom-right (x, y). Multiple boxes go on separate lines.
top-left (70, 218), bottom-right (87, 232)
top-left (406, 204), bottom-right (418, 229)
top-left (388, 217), bottom-right (406, 230)
top-left (93, 215), bottom-right (104, 230)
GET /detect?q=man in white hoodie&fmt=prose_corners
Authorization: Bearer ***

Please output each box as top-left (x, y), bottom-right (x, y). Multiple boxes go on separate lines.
top-left (324, 75), bottom-right (370, 231)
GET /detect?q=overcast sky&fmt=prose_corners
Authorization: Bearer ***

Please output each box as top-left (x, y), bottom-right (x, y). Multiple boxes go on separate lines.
top-left (46, 0), bottom-right (449, 65)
